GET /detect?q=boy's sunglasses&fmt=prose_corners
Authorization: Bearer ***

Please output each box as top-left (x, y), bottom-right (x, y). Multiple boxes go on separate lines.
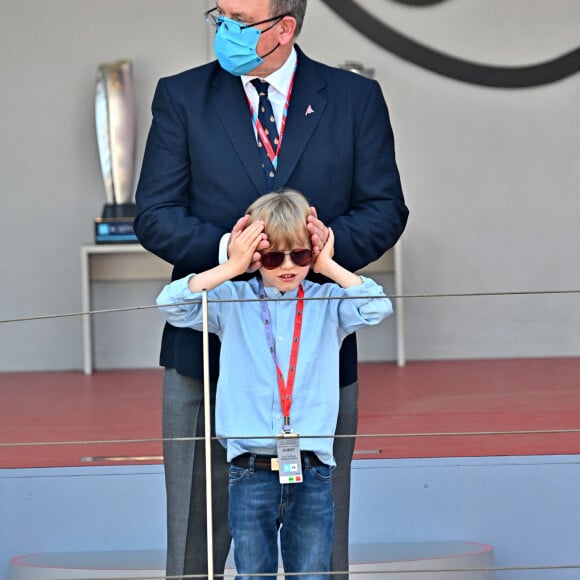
top-left (261, 249), bottom-right (313, 270)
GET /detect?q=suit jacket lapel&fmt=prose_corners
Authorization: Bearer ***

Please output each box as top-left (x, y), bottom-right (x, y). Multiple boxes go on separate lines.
top-left (211, 71), bottom-right (267, 193)
top-left (210, 50), bottom-right (328, 194)
top-left (274, 48), bottom-right (327, 188)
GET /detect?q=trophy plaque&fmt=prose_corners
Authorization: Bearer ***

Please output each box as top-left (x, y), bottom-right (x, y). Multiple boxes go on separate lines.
top-left (94, 59), bottom-right (138, 243)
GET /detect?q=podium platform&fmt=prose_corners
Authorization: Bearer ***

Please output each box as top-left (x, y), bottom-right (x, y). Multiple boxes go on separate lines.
top-left (11, 542), bottom-right (493, 580)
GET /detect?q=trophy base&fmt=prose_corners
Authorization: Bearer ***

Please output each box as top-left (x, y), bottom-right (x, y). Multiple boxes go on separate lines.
top-left (95, 203), bottom-right (138, 244)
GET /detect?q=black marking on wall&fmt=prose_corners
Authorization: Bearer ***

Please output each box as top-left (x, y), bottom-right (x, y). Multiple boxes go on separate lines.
top-left (391, 0), bottom-right (448, 5)
top-left (320, 0), bottom-right (580, 87)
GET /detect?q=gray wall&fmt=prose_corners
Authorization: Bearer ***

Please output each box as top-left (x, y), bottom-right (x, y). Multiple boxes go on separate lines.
top-left (1, 1), bottom-right (579, 372)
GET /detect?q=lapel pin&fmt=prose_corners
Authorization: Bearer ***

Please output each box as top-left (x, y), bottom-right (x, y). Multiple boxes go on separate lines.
top-left (305, 105), bottom-right (315, 116)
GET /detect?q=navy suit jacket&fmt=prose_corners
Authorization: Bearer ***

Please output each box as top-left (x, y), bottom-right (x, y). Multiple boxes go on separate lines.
top-left (135, 46), bottom-right (408, 384)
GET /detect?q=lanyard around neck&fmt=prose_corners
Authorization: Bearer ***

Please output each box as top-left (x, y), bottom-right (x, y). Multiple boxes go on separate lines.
top-left (258, 278), bottom-right (304, 431)
top-left (247, 65), bottom-right (297, 170)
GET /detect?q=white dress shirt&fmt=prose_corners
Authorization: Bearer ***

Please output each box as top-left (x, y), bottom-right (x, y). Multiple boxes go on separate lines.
top-left (218, 47), bottom-right (298, 263)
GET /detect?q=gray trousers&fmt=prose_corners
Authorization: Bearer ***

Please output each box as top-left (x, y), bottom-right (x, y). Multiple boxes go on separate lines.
top-left (162, 368), bottom-right (358, 580)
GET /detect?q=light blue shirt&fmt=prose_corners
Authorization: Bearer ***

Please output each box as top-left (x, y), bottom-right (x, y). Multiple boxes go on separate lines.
top-left (156, 275), bottom-right (392, 466)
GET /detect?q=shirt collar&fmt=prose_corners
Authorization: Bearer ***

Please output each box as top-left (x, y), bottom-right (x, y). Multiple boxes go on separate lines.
top-left (242, 46), bottom-right (297, 97)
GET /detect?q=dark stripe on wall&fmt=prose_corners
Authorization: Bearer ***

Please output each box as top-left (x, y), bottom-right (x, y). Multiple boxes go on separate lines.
top-left (320, 0), bottom-right (580, 88)
top-left (391, 0), bottom-right (448, 5)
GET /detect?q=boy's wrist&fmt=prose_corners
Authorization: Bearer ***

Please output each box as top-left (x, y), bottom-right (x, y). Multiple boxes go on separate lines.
top-left (314, 258), bottom-right (333, 277)
top-left (224, 257), bottom-right (247, 279)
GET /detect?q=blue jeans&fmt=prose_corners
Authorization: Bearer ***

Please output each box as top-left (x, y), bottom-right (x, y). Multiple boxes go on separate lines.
top-left (228, 455), bottom-right (335, 580)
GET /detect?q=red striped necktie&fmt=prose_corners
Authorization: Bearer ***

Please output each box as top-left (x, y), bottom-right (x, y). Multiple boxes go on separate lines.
top-left (251, 78), bottom-right (279, 188)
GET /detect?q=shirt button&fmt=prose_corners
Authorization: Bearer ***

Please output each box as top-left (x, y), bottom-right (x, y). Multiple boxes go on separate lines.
top-left (275, 415), bottom-right (281, 420)
top-left (278, 336), bottom-right (284, 342)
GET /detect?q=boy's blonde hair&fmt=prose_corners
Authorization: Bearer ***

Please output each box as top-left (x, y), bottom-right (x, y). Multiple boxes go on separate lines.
top-left (246, 189), bottom-right (311, 249)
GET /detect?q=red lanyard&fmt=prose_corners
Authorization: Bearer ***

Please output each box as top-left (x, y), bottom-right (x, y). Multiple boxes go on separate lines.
top-left (247, 67), bottom-right (297, 170)
top-left (258, 280), bottom-right (304, 431)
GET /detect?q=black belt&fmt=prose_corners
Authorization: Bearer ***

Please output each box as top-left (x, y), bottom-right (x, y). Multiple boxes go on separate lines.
top-left (231, 451), bottom-right (323, 471)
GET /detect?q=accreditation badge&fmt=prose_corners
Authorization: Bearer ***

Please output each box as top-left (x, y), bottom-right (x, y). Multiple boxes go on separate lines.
top-left (276, 433), bottom-right (303, 484)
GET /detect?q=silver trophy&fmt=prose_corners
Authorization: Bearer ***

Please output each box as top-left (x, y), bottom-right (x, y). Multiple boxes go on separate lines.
top-left (338, 61), bottom-right (375, 79)
top-left (94, 59), bottom-right (137, 243)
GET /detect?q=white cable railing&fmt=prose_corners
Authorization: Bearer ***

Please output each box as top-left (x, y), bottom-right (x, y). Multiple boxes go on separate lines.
top-left (2, 288), bottom-right (580, 580)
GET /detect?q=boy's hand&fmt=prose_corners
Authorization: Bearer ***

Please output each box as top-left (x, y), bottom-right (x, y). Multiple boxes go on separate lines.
top-left (228, 220), bottom-right (266, 276)
top-left (312, 227), bottom-right (335, 275)
top-left (230, 215), bottom-right (270, 272)
top-left (311, 227), bottom-right (362, 288)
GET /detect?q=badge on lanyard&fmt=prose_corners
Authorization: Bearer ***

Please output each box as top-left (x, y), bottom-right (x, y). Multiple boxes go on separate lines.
top-left (276, 432), bottom-right (303, 484)
top-left (258, 279), bottom-right (305, 484)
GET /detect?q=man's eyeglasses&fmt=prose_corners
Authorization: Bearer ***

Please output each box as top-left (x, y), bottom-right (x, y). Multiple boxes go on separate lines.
top-left (204, 6), bottom-right (289, 31)
top-left (261, 249), bottom-right (313, 270)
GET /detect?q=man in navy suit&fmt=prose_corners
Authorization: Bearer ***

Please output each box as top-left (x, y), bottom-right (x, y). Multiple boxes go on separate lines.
top-left (135, 1), bottom-right (408, 579)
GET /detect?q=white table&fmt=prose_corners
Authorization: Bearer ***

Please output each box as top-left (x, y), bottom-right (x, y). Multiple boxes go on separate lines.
top-left (358, 242), bottom-right (405, 367)
top-left (80, 244), bottom-right (172, 374)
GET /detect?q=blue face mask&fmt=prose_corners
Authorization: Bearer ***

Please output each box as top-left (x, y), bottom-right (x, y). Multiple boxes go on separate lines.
top-left (213, 15), bottom-right (284, 76)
